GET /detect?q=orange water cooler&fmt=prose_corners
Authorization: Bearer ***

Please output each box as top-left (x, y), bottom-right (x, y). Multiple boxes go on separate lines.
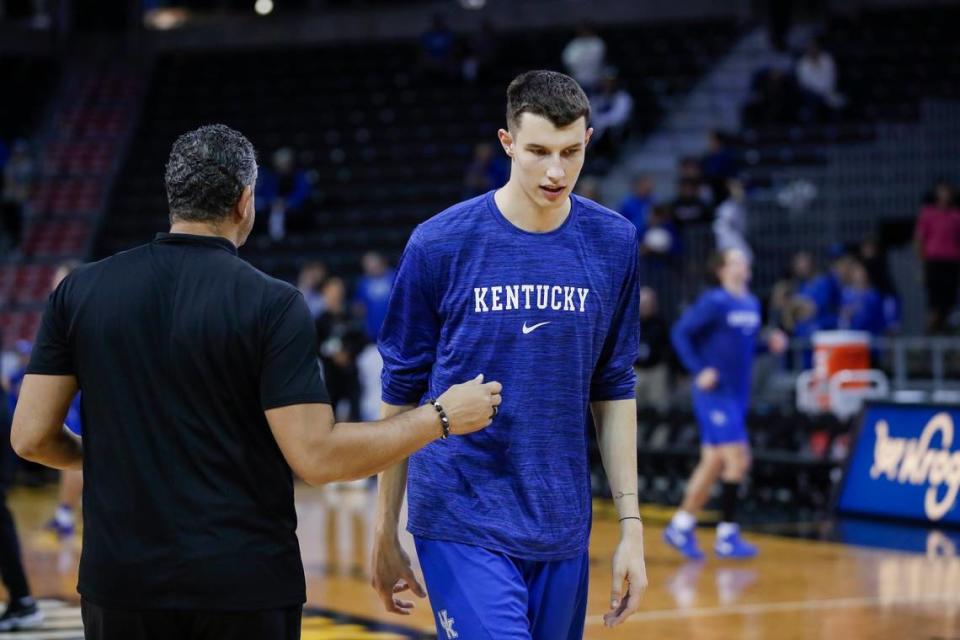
top-left (811, 331), bottom-right (872, 411)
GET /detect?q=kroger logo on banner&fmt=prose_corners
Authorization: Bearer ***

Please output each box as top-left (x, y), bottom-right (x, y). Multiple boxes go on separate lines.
top-left (839, 403), bottom-right (960, 525)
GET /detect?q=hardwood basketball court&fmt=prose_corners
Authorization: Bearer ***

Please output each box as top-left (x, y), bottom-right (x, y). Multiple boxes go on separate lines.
top-left (5, 484), bottom-right (958, 639)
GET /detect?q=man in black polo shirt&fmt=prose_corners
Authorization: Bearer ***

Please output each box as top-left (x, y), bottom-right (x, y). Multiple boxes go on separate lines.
top-left (9, 125), bottom-right (501, 640)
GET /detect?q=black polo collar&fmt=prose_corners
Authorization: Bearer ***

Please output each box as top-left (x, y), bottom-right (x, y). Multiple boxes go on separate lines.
top-left (153, 232), bottom-right (238, 256)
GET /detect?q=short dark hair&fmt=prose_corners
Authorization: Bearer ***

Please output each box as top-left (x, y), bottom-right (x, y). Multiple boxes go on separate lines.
top-left (164, 124), bottom-right (257, 223)
top-left (506, 70), bottom-right (591, 131)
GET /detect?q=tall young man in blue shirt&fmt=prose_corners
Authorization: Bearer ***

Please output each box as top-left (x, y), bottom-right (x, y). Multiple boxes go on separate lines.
top-left (666, 248), bottom-right (786, 560)
top-left (371, 70), bottom-right (647, 639)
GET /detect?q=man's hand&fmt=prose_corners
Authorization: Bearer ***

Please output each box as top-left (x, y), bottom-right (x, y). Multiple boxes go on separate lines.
top-left (695, 367), bottom-right (719, 391)
top-left (604, 522), bottom-right (647, 628)
top-left (371, 534), bottom-right (426, 615)
top-left (436, 374), bottom-right (502, 435)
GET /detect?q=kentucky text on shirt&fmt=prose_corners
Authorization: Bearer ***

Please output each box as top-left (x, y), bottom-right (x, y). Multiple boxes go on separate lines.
top-left (726, 310), bottom-right (760, 330)
top-left (473, 285), bottom-right (590, 313)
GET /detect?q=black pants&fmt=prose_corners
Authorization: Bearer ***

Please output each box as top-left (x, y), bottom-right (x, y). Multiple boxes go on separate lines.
top-left (0, 491), bottom-right (30, 602)
top-left (80, 600), bottom-right (302, 640)
top-left (0, 398), bottom-right (31, 602)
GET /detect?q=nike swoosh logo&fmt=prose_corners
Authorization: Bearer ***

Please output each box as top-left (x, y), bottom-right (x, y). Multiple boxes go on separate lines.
top-left (522, 321), bottom-right (551, 334)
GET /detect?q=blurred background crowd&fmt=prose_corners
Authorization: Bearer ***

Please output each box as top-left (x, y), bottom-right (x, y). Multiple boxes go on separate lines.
top-left (1, 0), bottom-right (959, 521)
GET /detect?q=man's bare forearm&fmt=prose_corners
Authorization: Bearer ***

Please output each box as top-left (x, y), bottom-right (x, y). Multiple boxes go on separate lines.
top-left (376, 402), bottom-right (415, 538)
top-left (11, 374), bottom-right (82, 471)
top-left (321, 405), bottom-right (439, 482)
top-left (592, 399), bottom-right (641, 525)
top-left (18, 428), bottom-right (83, 471)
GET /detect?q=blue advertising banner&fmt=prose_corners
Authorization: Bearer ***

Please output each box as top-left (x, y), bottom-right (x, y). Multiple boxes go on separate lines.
top-left (837, 402), bottom-right (960, 525)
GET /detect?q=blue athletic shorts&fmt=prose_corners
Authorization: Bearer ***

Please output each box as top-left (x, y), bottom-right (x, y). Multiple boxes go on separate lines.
top-left (692, 390), bottom-right (748, 446)
top-left (414, 537), bottom-right (589, 640)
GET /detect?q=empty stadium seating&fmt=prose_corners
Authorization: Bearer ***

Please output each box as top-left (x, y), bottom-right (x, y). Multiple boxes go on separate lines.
top-left (97, 18), bottom-right (738, 282)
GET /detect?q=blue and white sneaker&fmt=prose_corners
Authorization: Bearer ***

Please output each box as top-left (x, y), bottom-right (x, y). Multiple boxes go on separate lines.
top-left (715, 526), bottom-right (758, 559)
top-left (663, 523), bottom-right (705, 561)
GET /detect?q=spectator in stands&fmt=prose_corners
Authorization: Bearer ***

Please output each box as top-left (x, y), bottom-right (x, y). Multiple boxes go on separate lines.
top-left (770, 251), bottom-right (817, 335)
top-left (839, 261), bottom-right (886, 336)
top-left (857, 235), bottom-right (892, 300)
top-left (635, 287), bottom-right (670, 414)
top-left (255, 147), bottom-right (312, 242)
top-left (796, 38), bottom-right (845, 122)
top-left (618, 174), bottom-right (655, 234)
top-left (915, 180), bottom-right (960, 334)
top-left (671, 178), bottom-right (711, 226)
top-left (356, 344), bottom-right (383, 423)
top-left (775, 251), bottom-right (856, 366)
top-left (316, 276), bottom-right (365, 421)
top-left (463, 142), bottom-right (509, 198)
top-left (713, 179), bottom-right (752, 262)
top-left (590, 68), bottom-right (633, 160)
top-left (678, 155), bottom-right (713, 203)
top-left (419, 14), bottom-right (457, 80)
top-left (297, 261), bottom-right (328, 319)
top-left (562, 22), bottom-right (606, 92)
top-left (641, 205), bottom-right (681, 260)
top-left (461, 19), bottom-right (498, 83)
top-left (1, 140), bottom-right (34, 254)
top-left (807, 250), bottom-right (856, 333)
top-left (353, 251), bottom-right (395, 343)
top-left (858, 235), bottom-right (900, 334)
top-left (770, 251), bottom-right (821, 369)
top-left (700, 130), bottom-right (739, 204)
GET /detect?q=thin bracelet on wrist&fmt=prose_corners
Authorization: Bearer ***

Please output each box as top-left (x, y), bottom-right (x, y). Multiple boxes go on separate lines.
top-left (619, 516), bottom-right (642, 523)
top-left (427, 399), bottom-right (451, 439)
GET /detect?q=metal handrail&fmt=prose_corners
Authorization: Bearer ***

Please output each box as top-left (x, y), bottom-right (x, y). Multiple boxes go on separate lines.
top-left (786, 335), bottom-right (960, 392)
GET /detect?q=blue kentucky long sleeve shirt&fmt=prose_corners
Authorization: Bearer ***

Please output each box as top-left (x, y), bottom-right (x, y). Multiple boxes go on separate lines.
top-left (671, 287), bottom-right (762, 409)
top-left (379, 191), bottom-right (640, 560)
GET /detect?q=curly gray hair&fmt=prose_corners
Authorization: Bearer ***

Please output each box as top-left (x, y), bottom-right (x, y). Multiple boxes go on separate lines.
top-left (164, 124), bottom-right (257, 223)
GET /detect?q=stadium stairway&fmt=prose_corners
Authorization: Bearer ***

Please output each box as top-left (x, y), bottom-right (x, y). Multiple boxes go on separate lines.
top-left (0, 45), bottom-right (145, 349)
top-left (601, 26), bottom-right (788, 204)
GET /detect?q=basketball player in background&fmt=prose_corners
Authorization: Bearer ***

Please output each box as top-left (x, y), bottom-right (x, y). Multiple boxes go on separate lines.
top-left (372, 70), bottom-right (647, 639)
top-left (665, 248), bottom-right (787, 560)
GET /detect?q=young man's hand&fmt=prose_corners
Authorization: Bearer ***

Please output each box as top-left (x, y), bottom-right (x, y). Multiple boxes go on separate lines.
top-left (604, 520), bottom-right (647, 627)
top-left (371, 534), bottom-right (426, 615)
top-left (695, 367), bottom-right (719, 391)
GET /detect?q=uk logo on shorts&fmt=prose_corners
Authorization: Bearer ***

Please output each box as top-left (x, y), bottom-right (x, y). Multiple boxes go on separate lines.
top-left (439, 609), bottom-right (458, 639)
top-left (710, 410), bottom-right (728, 427)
